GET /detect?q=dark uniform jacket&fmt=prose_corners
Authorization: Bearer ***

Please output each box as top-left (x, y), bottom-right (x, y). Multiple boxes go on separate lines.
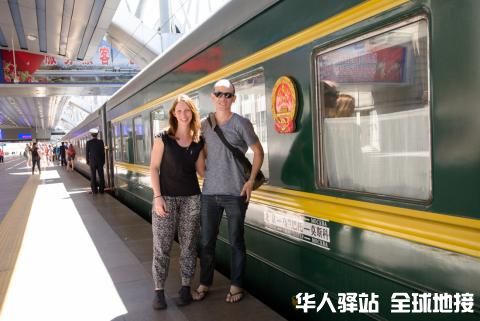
top-left (86, 138), bottom-right (105, 166)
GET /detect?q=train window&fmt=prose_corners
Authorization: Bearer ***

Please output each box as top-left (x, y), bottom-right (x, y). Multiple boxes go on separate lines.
top-left (314, 16), bottom-right (431, 200)
top-left (190, 94), bottom-right (200, 111)
top-left (113, 123), bottom-right (122, 161)
top-left (231, 71), bottom-right (269, 177)
top-left (151, 105), bottom-right (168, 138)
top-left (121, 119), bottom-right (134, 163)
top-left (133, 116), bottom-right (147, 164)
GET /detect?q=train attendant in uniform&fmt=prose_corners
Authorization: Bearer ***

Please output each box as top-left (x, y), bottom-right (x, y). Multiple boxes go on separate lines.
top-left (194, 79), bottom-right (264, 303)
top-left (85, 128), bottom-right (105, 194)
top-left (149, 94), bottom-right (205, 310)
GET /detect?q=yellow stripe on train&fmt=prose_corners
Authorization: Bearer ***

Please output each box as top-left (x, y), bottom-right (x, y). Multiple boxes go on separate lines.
top-left (113, 161), bottom-right (480, 258)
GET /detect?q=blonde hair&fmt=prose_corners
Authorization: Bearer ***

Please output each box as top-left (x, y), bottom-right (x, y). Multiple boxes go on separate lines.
top-left (167, 94), bottom-right (201, 142)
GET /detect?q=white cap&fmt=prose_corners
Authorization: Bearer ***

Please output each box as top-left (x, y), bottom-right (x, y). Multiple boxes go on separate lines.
top-left (89, 128), bottom-right (99, 134)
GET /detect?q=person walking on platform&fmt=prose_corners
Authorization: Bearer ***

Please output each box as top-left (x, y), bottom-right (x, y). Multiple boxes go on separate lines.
top-left (193, 79), bottom-right (264, 303)
top-left (149, 94), bottom-right (205, 310)
top-left (67, 143), bottom-right (76, 171)
top-left (31, 142), bottom-right (41, 175)
top-left (59, 142), bottom-right (67, 167)
top-left (25, 143), bottom-right (32, 167)
top-left (86, 128), bottom-right (105, 194)
top-left (0, 148), bottom-right (4, 163)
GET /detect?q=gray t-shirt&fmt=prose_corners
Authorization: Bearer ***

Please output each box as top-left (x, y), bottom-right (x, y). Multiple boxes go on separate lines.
top-left (202, 113), bottom-right (259, 196)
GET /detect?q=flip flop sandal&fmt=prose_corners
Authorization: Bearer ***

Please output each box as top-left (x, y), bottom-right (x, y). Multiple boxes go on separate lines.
top-left (193, 289), bottom-right (209, 301)
top-left (226, 291), bottom-right (244, 303)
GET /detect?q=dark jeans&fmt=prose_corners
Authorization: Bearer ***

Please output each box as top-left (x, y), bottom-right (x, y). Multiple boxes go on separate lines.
top-left (32, 158), bottom-right (41, 173)
top-left (89, 163), bottom-right (105, 193)
top-left (199, 195), bottom-right (248, 288)
top-left (60, 154), bottom-right (67, 166)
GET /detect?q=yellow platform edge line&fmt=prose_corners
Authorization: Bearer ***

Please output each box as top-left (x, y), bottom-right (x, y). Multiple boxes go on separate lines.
top-left (0, 175), bottom-right (39, 315)
top-left (112, 0), bottom-right (409, 123)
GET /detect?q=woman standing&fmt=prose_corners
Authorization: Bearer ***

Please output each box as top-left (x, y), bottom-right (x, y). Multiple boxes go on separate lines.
top-left (149, 94), bottom-right (205, 309)
top-left (31, 142), bottom-right (41, 174)
top-left (67, 143), bottom-right (76, 171)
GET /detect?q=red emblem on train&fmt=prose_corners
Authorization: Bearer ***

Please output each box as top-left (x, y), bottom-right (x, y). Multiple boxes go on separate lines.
top-left (271, 76), bottom-right (298, 133)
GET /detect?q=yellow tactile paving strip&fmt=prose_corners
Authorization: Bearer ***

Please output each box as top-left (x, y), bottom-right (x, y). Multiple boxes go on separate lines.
top-left (0, 175), bottom-right (39, 315)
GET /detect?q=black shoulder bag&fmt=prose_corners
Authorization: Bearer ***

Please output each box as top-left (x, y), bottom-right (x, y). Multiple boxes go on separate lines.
top-left (207, 113), bottom-right (266, 190)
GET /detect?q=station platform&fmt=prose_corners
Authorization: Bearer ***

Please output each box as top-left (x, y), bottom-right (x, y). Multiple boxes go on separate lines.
top-left (0, 159), bottom-right (285, 321)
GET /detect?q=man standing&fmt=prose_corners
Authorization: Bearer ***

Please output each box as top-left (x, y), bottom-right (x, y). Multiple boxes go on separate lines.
top-left (194, 79), bottom-right (264, 303)
top-left (59, 142), bottom-right (67, 167)
top-left (86, 128), bottom-right (105, 194)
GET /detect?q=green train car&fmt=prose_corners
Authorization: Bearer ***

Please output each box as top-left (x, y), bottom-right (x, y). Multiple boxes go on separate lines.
top-left (65, 0), bottom-right (480, 320)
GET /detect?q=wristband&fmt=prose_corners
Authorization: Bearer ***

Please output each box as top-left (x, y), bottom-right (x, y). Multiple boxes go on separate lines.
top-left (153, 195), bottom-right (162, 199)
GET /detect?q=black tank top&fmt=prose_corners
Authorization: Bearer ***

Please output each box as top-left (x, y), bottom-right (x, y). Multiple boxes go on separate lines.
top-left (158, 131), bottom-right (204, 196)
top-left (31, 147), bottom-right (39, 159)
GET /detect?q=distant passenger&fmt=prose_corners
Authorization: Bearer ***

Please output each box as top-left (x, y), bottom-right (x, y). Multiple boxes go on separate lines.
top-left (67, 143), bottom-right (76, 171)
top-left (31, 142), bottom-right (41, 175)
top-left (334, 94), bottom-right (355, 117)
top-left (149, 94), bottom-right (205, 309)
top-left (54, 145), bottom-right (60, 163)
top-left (48, 144), bottom-right (54, 163)
top-left (322, 80), bottom-right (339, 118)
top-left (193, 79), bottom-right (264, 303)
top-left (85, 128), bottom-right (105, 194)
top-left (0, 148), bottom-right (4, 163)
top-left (42, 144), bottom-right (48, 165)
top-left (25, 143), bottom-right (32, 167)
top-left (59, 142), bottom-right (67, 167)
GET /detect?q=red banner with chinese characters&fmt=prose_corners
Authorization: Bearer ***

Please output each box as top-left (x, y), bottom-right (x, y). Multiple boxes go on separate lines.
top-left (1, 50), bottom-right (44, 83)
top-left (321, 46), bottom-right (407, 83)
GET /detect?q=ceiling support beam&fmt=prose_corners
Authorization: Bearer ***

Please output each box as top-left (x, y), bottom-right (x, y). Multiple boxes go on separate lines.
top-left (77, 0), bottom-right (106, 60)
top-left (35, 0), bottom-right (47, 52)
top-left (7, 0), bottom-right (28, 49)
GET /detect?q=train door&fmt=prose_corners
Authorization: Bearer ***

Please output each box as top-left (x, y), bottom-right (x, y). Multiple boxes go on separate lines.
top-left (104, 121), bottom-right (115, 190)
top-left (100, 104), bottom-right (114, 190)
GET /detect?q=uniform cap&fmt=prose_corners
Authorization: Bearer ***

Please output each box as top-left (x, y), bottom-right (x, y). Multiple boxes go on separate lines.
top-left (89, 128), bottom-right (99, 134)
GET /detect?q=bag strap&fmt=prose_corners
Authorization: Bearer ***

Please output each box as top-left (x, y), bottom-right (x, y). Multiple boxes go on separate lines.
top-left (207, 113), bottom-right (250, 165)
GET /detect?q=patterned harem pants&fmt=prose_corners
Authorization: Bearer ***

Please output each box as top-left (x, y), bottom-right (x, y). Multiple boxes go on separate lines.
top-left (152, 194), bottom-right (200, 289)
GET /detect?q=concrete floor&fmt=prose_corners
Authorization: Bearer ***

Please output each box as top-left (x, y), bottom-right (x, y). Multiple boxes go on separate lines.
top-left (0, 161), bottom-right (285, 321)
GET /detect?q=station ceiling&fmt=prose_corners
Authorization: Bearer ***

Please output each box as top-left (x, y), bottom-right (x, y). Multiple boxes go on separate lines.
top-left (0, 0), bottom-right (120, 60)
top-left (0, 0), bottom-right (122, 132)
top-left (0, 0), bottom-right (231, 135)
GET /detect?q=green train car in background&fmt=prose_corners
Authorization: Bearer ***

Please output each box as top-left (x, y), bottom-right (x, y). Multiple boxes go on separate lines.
top-left (65, 0), bottom-right (480, 319)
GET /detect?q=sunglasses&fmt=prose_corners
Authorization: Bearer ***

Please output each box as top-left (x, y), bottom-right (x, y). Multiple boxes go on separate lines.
top-left (213, 91), bottom-right (235, 99)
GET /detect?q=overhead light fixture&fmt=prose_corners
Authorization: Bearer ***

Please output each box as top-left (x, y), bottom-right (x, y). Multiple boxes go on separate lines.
top-left (27, 34), bottom-right (37, 41)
